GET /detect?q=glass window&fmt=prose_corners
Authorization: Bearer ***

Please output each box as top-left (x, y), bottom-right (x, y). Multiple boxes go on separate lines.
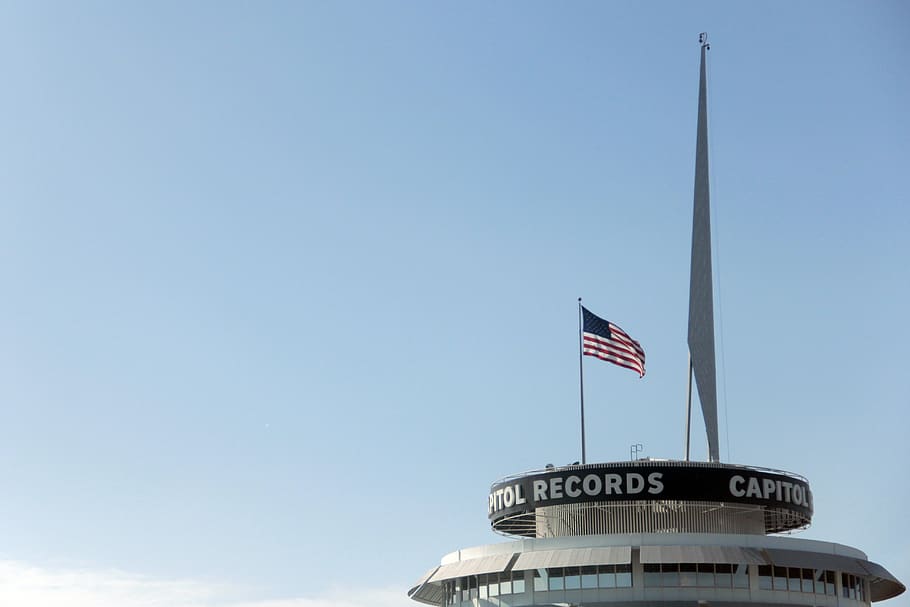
top-left (814, 569), bottom-right (826, 595)
top-left (643, 564), bottom-right (661, 587)
top-left (843, 573), bottom-right (866, 601)
top-left (799, 568), bottom-right (813, 593)
top-left (564, 567), bottom-right (581, 590)
top-left (512, 577), bottom-right (525, 594)
top-left (787, 568), bottom-right (801, 592)
top-left (842, 573), bottom-right (854, 599)
top-left (841, 573), bottom-right (865, 600)
top-left (499, 576), bottom-right (510, 596)
top-left (581, 566), bottom-right (598, 589)
top-left (616, 563), bottom-right (632, 588)
top-left (680, 563), bottom-right (697, 587)
top-left (598, 565), bottom-right (616, 589)
top-left (488, 574), bottom-right (499, 597)
top-left (548, 568), bottom-right (564, 591)
top-left (825, 570), bottom-right (836, 596)
top-left (715, 563), bottom-right (732, 588)
top-left (773, 566), bottom-right (788, 591)
top-left (660, 563), bottom-right (679, 587)
top-left (734, 564), bottom-right (750, 589)
top-left (595, 563), bottom-right (632, 588)
top-left (697, 563), bottom-right (714, 587)
top-left (758, 565), bottom-right (773, 590)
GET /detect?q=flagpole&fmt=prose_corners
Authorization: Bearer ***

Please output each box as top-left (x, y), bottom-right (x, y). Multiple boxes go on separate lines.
top-left (578, 298), bottom-right (586, 465)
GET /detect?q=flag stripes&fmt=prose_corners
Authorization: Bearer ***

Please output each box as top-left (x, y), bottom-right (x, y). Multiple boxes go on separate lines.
top-left (581, 307), bottom-right (645, 378)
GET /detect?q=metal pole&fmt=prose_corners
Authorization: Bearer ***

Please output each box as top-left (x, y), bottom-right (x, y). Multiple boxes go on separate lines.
top-left (685, 351), bottom-right (693, 461)
top-left (578, 298), bottom-right (586, 465)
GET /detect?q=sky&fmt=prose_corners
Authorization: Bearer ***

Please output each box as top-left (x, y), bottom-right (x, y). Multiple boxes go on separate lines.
top-left (0, 1), bottom-right (908, 606)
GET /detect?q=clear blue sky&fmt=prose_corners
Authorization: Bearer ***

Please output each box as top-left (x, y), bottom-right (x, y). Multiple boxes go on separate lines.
top-left (0, 2), bottom-right (908, 606)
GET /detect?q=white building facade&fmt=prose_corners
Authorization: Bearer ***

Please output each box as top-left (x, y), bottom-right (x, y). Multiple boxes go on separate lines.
top-left (409, 461), bottom-right (904, 607)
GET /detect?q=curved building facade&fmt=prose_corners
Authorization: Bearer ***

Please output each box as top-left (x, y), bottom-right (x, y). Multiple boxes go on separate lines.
top-left (408, 461), bottom-right (904, 606)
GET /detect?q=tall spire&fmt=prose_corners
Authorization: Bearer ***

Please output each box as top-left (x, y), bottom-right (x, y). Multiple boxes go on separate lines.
top-left (688, 33), bottom-right (720, 462)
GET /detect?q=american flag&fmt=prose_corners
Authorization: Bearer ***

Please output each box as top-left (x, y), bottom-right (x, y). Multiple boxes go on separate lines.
top-left (581, 307), bottom-right (646, 378)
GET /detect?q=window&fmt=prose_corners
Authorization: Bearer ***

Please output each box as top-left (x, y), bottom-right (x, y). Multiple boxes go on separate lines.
top-left (644, 563), bottom-right (679, 588)
top-left (598, 564), bottom-right (616, 588)
top-left (842, 573), bottom-right (866, 601)
top-left (787, 567), bottom-right (801, 592)
top-left (593, 564), bottom-right (631, 588)
top-left (800, 568), bottom-right (814, 593)
top-left (733, 564), bottom-right (750, 589)
top-left (660, 563), bottom-right (680, 587)
top-left (564, 567), bottom-right (581, 590)
top-left (680, 563), bottom-right (697, 587)
top-left (498, 573), bottom-right (510, 596)
top-left (643, 563), bottom-right (683, 588)
top-left (581, 565), bottom-right (598, 589)
top-left (548, 568), bottom-right (564, 591)
top-left (523, 564), bottom-right (632, 593)
top-left (755, 566), bottom-right (838, 596)
top-left (615, 563), bottom-right (632, 588)
top-left (814, 569), bottom-right (826, 595)
top-left (715, 563), bottom-right (732, 588)
top-left (758, 565), bottom-right (773, 590)
top-left (825, 570), bottom-right (836, 596)
top-left (512, 571), bottom-right (525, 595)
top-left (644, 563), bottom-right (748, 589)
top-left (487, 573), bottom-right (498, 597)
top-left (843, 573), bottom-right (854, 599)
top-left (773, 566), bottom-right (788, 591)
top-left (643, 563), bottom-right (661, 587)
top-left (697, 563), bottom-right (715, 587)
